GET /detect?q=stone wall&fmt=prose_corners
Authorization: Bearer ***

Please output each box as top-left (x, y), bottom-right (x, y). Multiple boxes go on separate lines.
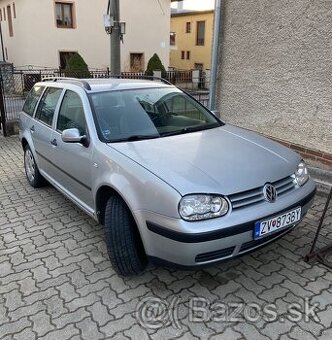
top-left (216, 0), bottom-right (332, 154)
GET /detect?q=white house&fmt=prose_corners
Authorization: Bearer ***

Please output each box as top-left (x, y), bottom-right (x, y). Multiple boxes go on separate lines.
top-left (0, 0), bottom-right (176, 71)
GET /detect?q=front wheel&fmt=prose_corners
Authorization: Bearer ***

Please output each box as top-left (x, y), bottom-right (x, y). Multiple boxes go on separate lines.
top-left (24, 145), bottom-right (45, 188)
top-left (104, 195), bottom-right (147, 276)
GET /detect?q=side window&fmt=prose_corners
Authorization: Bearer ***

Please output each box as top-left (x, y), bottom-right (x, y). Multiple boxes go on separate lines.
top-left (22, 85), bottom-right (44, 116)
top-left (57, 90), bottom-right (86, 136)
top-left (35, 87), bottom-right (63, 126)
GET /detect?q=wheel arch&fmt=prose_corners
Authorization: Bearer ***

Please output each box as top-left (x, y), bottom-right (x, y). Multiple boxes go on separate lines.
top-left (95, 184), bottom-right (148, 255)
top-left (95, 185), bottom-right (136, 226)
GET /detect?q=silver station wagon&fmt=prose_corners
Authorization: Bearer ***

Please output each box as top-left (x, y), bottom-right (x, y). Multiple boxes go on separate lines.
top-left (19, 77), bottom-right (316, 276)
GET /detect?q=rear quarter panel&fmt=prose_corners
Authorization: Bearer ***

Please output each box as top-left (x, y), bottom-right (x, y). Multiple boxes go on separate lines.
top-left (19, 112), bottom-right (37, 157)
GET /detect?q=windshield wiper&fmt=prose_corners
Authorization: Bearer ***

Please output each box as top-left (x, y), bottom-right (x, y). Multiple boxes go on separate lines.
top-left (160, 124), bottom-right (219, 137)
top-left (110, 134), bottom-right (160, 143)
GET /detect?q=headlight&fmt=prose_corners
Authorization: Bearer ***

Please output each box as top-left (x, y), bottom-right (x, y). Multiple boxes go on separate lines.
top-left (179, 194), bottom-right (229, 221)
top-left (295, 161), bottom-right (309, 186)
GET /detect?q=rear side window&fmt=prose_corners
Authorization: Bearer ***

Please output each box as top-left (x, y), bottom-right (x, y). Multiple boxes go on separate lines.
top-left (22, 86), bottom-right (44, 116)
top-left (57, 90), bottom-right (86, 135)
top-left (35, 87), bottom-right (63, 126)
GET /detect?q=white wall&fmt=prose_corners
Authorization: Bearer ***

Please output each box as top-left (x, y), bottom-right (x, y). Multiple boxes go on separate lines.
top-left (121, 0), bottom-right (170, 71)
top-left (0, 0), bottom-right (171, 70)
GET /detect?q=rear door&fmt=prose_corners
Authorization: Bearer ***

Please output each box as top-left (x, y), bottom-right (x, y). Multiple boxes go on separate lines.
top-left (20, 84), bottom-right (45, 148)
top-left (31, 87), bottom-right (63, 178)
top-left (51, 89), bottom-right (94, 210)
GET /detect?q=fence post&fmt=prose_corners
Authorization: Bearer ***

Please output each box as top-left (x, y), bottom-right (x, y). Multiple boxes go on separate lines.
top-left (205, 69), bottom-right (210, 90)
top-left (192, 69), bottom-right (200, 90)
top-left (153, 70), bottom-right (162, 78)
top-left (0, 76), bottom-right (7, 136)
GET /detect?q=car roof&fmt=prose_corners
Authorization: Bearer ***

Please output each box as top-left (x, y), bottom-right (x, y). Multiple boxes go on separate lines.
top-left (38, 78), bottom-right (174, 92)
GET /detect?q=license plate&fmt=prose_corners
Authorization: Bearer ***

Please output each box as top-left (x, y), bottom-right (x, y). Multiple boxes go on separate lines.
top-left (254, 207), bottom-right (302, 239)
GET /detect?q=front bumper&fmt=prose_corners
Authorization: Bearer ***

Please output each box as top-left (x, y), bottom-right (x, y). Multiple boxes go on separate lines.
top-left (134, 179), bottom-right (316, 267)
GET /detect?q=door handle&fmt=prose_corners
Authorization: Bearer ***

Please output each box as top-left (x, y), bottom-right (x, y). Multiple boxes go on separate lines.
top-left (50, 139), bottom-right (57, 146)
top-left (30, 125), bottom-right (35, 133)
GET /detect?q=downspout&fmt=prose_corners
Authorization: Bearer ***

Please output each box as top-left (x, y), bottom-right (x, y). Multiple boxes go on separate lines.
top-left (209, 0), bottom-right (225, 111)
top-left (0, 22), bottom-right (5, 61)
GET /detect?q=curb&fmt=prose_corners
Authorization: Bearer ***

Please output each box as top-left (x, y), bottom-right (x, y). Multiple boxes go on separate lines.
top-left (309, 166), bottom-right (332, 195)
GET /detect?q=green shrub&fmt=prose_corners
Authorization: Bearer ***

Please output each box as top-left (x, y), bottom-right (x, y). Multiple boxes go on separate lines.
top-left (145, 53), bottom-right (166, 78)
top-left (64, 52), bottom-right (90, 78)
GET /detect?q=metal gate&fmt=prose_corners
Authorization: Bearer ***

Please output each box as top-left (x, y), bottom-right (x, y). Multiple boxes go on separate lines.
top-left (0, 68), bottom-right (60, 128)
top-left (0, 77), bottom-right (7, 136)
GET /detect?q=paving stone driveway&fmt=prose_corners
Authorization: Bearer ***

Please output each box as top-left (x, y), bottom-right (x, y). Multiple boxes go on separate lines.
top-left (0, 135), bottom-right (331, 340)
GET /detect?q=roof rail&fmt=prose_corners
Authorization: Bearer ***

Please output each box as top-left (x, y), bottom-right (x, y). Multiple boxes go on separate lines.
top-left (41, 75), bottom-right (173, 90)
top-left (110, 74), bottom-right (173, 85)
top-left (41, 77), bottom-right (91, 90)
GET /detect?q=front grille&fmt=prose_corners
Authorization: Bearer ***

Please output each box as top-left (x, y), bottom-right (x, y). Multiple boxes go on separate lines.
top-left (239, 227), bottom-right (292, 253)
top-left (195, 246), bottom-right (235, 263)
top-left (229, 176), bottom-right (296, 210)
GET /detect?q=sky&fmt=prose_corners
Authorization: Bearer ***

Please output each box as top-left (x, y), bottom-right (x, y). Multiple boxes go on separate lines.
top-left (171, 0), bottom-right (215, 11)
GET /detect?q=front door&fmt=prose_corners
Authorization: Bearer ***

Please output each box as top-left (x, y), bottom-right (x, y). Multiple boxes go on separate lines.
top-left (51, 89), bottom-right (93, 211)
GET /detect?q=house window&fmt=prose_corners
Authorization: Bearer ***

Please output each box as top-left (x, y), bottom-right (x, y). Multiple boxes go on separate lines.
top-left (194, 63), bottom-right (204, 70)
top-left (55, 2), bottom-right (74, 28)
top-left (59, 51), bottom-right (76, 69)
top-left (186, 51), bottom-right (190, 60)
top-left (7, 5), bottom-right (13, 37)
top-left (130, 53), bottom-right (144, 72)
top-left (0, 9), bottom-right (2, 21)
top-left (186, 22), bottom-right (191, 33)
top-left (181, 51), bottom-right (185, 60)
top-left (3, 7), bottom-right (6, 20)
top-left (170, 32), bottom-right (176, 46)
top-left (12, 3), bottom-right (16, 19)
top-left (196, 21), bottom-right (205, 46)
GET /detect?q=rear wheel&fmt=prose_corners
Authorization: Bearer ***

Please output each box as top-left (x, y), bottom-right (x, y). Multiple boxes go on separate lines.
top-left (24, 145), bottom-right (45, 188)
top-left (104, 195), bottom-right (147, 276)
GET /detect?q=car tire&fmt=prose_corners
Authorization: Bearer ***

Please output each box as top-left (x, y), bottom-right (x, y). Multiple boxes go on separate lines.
top-left (104, 195), bottom-right (147, 276)
top-left (24, 145), bottom-right (45, 188)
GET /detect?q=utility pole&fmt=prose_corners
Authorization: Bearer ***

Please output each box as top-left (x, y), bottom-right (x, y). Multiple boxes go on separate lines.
top-left (108, 0), bottom-right (121, 75)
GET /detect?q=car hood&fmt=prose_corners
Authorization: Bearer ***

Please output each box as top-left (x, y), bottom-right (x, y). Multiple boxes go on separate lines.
top-left (109, 124), bottom-right (301, 195)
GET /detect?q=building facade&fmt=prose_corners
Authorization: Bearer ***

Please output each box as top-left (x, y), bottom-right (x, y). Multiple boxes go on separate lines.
top-left (216, 0), bottom-right (332, 155)
top-left (0, 0), bottom-right (173, 71)
top-left (170, 10), bottom-right (213, 70)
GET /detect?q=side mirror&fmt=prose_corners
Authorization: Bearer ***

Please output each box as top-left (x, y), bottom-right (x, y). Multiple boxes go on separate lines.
top-left (61, 128), bottom-right (89, 147)
top-left (211, 110), bottom-right (221, 118)
top-left (61, 128), bottom-right (82, 143)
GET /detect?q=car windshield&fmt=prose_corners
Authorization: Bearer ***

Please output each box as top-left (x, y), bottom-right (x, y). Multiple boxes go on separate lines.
top-left (89, 87), bottom-right (221, 142)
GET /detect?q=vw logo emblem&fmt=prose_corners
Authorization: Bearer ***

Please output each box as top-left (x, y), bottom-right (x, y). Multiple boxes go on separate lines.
top-left (263, 184), bottom-right (277, 202)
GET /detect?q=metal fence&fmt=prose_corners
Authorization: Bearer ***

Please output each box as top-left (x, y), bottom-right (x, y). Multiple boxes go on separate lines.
top-left (0, 66), bottom-right (210, 136)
